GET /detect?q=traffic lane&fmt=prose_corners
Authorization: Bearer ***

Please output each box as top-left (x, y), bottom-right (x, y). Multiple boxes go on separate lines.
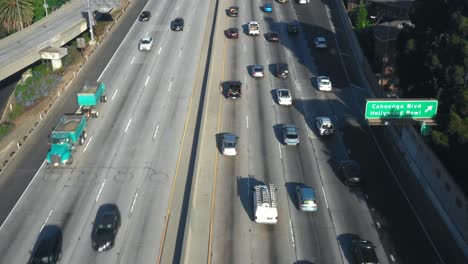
top-left (0, 0), bottom-right (150, 225)
top-left (369, 126), bottom-right (466, 263)
top-left (293, 2), bottom-right (349, 88)
top-left (342, 123), bottom-right (438, 264)
top-left (0, 166), bottom-right (78, 263)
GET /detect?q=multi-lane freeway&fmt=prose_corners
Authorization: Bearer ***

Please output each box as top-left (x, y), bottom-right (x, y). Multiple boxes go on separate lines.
top-left (0, 0), bottom-right (466, 263)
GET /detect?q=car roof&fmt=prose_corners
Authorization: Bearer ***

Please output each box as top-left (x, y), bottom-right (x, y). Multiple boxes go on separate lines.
top-left (249, 21), bottom-right (259, 24)
top-left (223, 133), bottom-right (237, 143)
top-left (317, 116), bottom-right (332, 123)
top-left (316, 36), bottom-right (326, 41)
top-left (254, 64), bottom-right (263, 68)
top-left (277, 89), bottom-right (290, 94)
top-left (318, 76), bottom-right (329, 80)
top-left (141, 37), bottom-right (152, 41)
top-left (284, 124), bottom-right (297, 131)
top-left (298, 186), bottom-right (316, 199)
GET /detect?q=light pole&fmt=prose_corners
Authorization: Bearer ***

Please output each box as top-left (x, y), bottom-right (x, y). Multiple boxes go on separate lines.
top-left (43, 0), bottom-right (49, 17)
top-left (16, 0), bottom-right (24, 30)
top-left (86, 0), bottom-right (95, 44)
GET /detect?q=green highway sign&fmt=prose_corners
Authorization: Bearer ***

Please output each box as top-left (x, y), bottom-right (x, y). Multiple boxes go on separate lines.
top-left (365, 99), bottom-right (438, 119)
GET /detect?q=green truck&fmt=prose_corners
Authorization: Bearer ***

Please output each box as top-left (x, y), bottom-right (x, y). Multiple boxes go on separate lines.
top-left (46, 114), bottom-right (87, 166)
top-left (75, 82), bottom-right (107, 118)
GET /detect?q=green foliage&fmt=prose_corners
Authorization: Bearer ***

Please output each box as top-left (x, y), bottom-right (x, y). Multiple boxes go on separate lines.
top-left (0, 123), bottom-right (13, 140)
top-left (8, 104), bottom-right (25, 120)
top-left (397, 0), bottom-right (468, 190)
top-left (0, 0), bottom-right (34, 32)
top-left (15, 62), bottom-right (62, 107)
top-left (355, 3), bottom-right (371, 30)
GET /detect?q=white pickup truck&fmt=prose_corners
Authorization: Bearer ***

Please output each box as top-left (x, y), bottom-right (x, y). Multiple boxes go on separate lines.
top-left (248, 21), bottom-right (260, 36)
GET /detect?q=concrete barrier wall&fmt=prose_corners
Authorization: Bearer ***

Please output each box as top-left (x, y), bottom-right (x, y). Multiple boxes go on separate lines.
top-left (400, 125), bottom-right (468, 243)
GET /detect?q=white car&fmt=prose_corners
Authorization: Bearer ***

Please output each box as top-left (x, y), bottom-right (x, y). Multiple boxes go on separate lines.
top-left (138, 37), bottom-right (153, 51)
top-left (252, 64), bottom-right (264, 78)
top-left (297, 0), bottom-right (309, 4)
top-left (315, 116), bottom-right (334, 136)
top-left (317, 76), bottom-right (332, 91)
top-left (314, 37), bottom-right (327, 48)
top-left (276, 89), bottom-right (292, 105)
top-left (221, 133), bottom-right (238, 156)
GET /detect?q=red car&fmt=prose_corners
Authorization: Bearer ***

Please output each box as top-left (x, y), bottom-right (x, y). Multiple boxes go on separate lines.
top-left (226, 28), bottom-right (239, 39)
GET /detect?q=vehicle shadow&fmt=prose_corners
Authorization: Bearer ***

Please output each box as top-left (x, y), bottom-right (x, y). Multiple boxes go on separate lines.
top-left (273, 124), bottom-right (285, 144)
top-left (294, 261), bottom-right (315, 264)
top-left (269, 89), bottom-right (277, 104)
top-left (29, 225), bottom-right (62, 262)
top-left (337, 233), bottom-right (360, 263)
top-left (285, 182), bottom-right (305, 210)
top-left (215, 132), bottom-right (230, 154)
top-left (237, 176), bottom-right (264, 221)
top-left (268, 63), bottom-right (277, 77)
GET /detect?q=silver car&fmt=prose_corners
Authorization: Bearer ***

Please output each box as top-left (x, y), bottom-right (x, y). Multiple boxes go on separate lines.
top-left (296, 186), bottom-right (318, 212)
top-left (282, 124), bottom-right (299, 145)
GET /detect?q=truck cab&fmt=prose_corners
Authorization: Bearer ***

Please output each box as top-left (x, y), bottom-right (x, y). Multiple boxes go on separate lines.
top-left (46, 115), bottom-right (87, 166)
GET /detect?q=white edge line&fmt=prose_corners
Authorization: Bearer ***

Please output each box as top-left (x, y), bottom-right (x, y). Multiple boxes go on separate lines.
top-left (153, 123), bottom-right (159, 140)
top-left (83, 136), bottom-right (93, 153)
top-left (179, 49), bottom-right (183, 57)
top-left (321, 185), bottom-right (329, 208)
top-left (111, 89), bottom-right (118, 100)
top-left (130, 57), bottom-right (135, 64)
top-left (42, 209), bottom-right (53, 230)
top-left (95, 180), bottom-right (106, 202)
top-left (158, 47), bottom-right (162, 55)
top-left (246, 115), bottom-right (249, 128)
top-left (289, 219), bottom-right (295, 248)
top-left (145, 76), bottom-right (150, 87)
top-left (168, 81), bottom-right (173, 91)
top-left (130, 191), bottom-right (139, 214)
top-left (278, 143), bottom-right (282, 159)
top-left (0, 160), bottom-right (46, 231)
top-left (125, 118), bottom-right (132, 133)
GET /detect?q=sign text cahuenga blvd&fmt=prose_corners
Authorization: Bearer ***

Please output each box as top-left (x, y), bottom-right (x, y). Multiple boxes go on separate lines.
top-left (365, 99), bottom-right (438, 119)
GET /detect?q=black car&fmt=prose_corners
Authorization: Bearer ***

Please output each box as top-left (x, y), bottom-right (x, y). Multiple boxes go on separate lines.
top-left (351, 237), bottom-right (379, 264)
top-left (267, 32), bottom-right (280, 42)
top-left (91, 204), bottom-right (121, 252)
top-left (227, 6), bottom-right (239, 17)
top-left (171, 17), bottom-right (184, 31)
top-left (338, 160), bottom-right (362, 186)
top-left (276, 63), bottom-right (289, 78)
top-left (28, 225), bottom-right (62, 264)
top-left (225, 81), bottom-right (242, 99)
top-left (226, 28), bottom-right (239, 39)
top-left (139, 11), bottom-right (151, 22)
top-left (288, 21), bottom-right (299, 34)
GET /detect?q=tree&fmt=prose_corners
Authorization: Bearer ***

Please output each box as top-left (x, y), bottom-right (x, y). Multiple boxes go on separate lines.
top-left (0, 0), bottom-right (34, 32)
top-left (396, 0), bottom-right (468, 191)
top-left (355, 2), bottom-right (371, 30)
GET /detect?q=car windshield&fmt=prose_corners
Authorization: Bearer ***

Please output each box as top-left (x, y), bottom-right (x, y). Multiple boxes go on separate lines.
top-left (279, 90), bottom-right (289, 97)
top-left (175, 19), bottom-right (183, 23)
top-left (254, 66), bottom-right (263, 71)
top-left (320, 79), bottom-right (330, 85)
top-left (141, 39), bottom-right (150, 44)
top-left (286, 131), bottom-right (298, 139)
top-left (322, 123), bottom-right (333, 129)
top-left (224, 141), bottom-right (235, 148)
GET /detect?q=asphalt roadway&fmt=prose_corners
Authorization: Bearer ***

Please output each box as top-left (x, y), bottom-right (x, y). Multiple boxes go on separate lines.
top-left (188, 0), bottom-right (387, 263)
top-left (0, 0), bottom-right (465, 263)
top-left (0, 0), bottom-right (210, 263)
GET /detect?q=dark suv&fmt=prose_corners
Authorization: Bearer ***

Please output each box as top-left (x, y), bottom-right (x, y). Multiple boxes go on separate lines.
top-left (225, 81), bottom-right (242, 99)
top-left (288, 21), bottom-right (299, 34)
top-left (276, 63), bottom-right (289, 78)
top-left (28, 226), bottom-right (62, 264)
top-left (351, 237), bottom-right (379, 264)
top-left (171, 17), bottom-right (184, 31)
top-left (91, 204), bottom-right (121, 252)
top-left (139, 11), bottom-right (151, 21)
top-left (338, 160), bottom-right (361, 186)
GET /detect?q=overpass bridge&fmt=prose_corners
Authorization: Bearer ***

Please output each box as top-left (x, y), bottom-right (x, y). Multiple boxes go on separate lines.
top-left (0, 0), bottom-right (121, 83)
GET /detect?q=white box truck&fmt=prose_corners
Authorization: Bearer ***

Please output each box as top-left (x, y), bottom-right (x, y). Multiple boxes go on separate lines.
top-left (253, 184), bottom-right (278, 224)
